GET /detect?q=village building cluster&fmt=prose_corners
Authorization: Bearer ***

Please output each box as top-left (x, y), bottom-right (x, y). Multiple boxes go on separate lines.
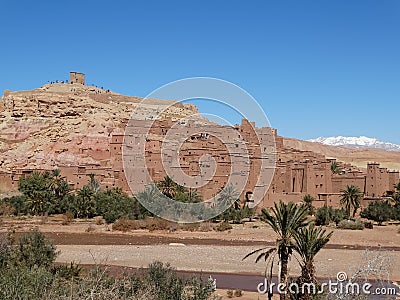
top-left (0, 72), bottom-right (398, 209)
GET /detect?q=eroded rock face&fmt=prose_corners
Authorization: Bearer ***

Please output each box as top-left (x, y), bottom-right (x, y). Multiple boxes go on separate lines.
top-left (0, 83), bottom-right (198, 171)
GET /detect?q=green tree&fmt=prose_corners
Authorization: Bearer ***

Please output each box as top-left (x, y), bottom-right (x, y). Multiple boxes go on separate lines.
top-left (73, 185), bottom-right (96, 218)
top-left (158, 176), bottom-right (178, 199)
top-left (95, 188), bottom-right (135, 223)
top-left (243, 201), bottom-right (309, 300)
top-left (361, 200), bottom-right (393, 225)
top-left (136, 183), bottom-right (163, 216)
top-left (18, 172), bottom-right (52, 215)
top-left (218, 183), bottom-right (240, 209)
top-left (302, 194), bottom-right (315, 215)
top-left (293, 224), bottom-right (333, 299)
top-left (330, 161), bottom-right (342, 175)
top-left (340, 185), bottom-right (363, 218)
top-left (188, 189), bottom-right (202, 203)
top-left (14, 229), bottom-right (58, 270)
top-left (86, 173), bottom-right (100, 194)
top-left (48, 169), bottom-right (71, 214)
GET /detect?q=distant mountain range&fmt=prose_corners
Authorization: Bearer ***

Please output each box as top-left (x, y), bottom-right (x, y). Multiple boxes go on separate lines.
top-left (308, 136), bottom-right (400, 152)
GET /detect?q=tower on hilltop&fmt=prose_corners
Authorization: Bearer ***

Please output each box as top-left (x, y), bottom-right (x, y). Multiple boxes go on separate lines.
top-left (70, 71), bottom-right (85, 85)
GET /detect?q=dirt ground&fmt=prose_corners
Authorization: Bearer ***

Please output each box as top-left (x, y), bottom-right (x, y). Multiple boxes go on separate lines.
top-left (1, 218), bottom-right (399, 281)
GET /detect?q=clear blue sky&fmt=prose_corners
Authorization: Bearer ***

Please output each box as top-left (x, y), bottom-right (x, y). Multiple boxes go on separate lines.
top-left (1, 1), bottom-right (399, 143)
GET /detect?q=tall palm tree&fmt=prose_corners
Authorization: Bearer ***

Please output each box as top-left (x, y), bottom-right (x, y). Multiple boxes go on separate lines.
top-left (243, 201), bottom-right (309, 300)
top-left (302, 194), bottom-right (315, 215)
top-left (293, 224), bottom-right (333, 299)
top-left (158, 176), bottom-right (178, 199)
top-left (218, 183), bottom-right (240, 209)
top-left (340, 185), bottom-right (363, 218)
top-left (87, 173), bottom-right (100, 194)
top-left (136, 183), bottom-right (163, 215)
top-left (75, 185), bottom-right (95, 218)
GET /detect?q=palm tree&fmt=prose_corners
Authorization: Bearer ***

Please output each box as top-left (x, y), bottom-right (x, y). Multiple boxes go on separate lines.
top-left (340, 185), bottom-right (363, 218)
top-left (18, 171), bottom-right (51, 215)
top-left (158, 176), bottom-right (178, 199)
top-left (302, 194), bottom-right (315, 215)
top-left (243, 201), bottom-right (309, 300)
top-left (330, 161), bottom-right (342, 175)
top-left (293, 224), bottom-right (333, 299)
top-left (75, 185), bottom-right (95, 218)
top-left (87, 173), bottom-right (100, 194)
top-left (188, 188), bottom-right (202, 203)
top-left (136, 183), bottom-right (163, 215)
top-left (218, 183), bottom-right (240, 209)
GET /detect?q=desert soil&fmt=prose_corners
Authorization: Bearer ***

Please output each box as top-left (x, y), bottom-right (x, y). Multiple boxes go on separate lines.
top-left (1, 218), bottom-right (399, 299)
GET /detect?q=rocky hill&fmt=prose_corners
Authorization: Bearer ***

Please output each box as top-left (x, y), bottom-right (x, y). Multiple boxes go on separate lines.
top-left (1, 82), bottom-right (399, 176)
top-left (0, 83), bottom-right (198, 172)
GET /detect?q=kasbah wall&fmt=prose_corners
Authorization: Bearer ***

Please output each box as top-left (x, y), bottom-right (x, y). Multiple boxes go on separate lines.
top-left (1, 117), bottom-right (399, 210)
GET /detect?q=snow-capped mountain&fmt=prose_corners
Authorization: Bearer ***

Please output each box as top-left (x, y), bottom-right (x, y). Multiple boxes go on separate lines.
top-left (308, 136), bottom-right (400, 152)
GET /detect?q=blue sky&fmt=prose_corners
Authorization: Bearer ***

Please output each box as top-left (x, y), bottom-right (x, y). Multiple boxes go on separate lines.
top-left (0, 1), bottom-right (399, 143)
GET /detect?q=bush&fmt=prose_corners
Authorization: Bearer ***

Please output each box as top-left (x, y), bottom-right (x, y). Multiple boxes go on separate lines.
top-left (234, 289), bottom-right (243, 297)
top-left (219, 206), bottom-right (255, 224)
top-left (0, 265), bottom-right (55, 300)
top-left (95, 188), bottom-right (135, 224)
top-left (364, 221), bottom-right (374, 229)
top-left (0, 232), bottom-right (12, 268)
top-left (227, 290), bottom-right (234, 298)
top-left (61, 212), bottom-right (74, 225)
top-left (52, 262), bottom-right (82, 280)
top-left (15, 229), bottom-right (58, 269)
top-left (112, 218), bottom-right (142, 232)
top-left (337, 219), bottom-right (365, 230)
top-left (0, 228), bottom-right (213, 300)
top-left (315, 205), bottom-right (332, 226)
top-left (1, 195), bottom-right (28, 215)
top-left (145, 261), bottom-right (213, 300)
top-left (361, 200), bottom-right (393, 225)
top-left (215, 221), bottom-right (232, 232)
top-left (315, 205), bottom-right (347, 226)
top-left (0, 203), bottom-right (14, 216)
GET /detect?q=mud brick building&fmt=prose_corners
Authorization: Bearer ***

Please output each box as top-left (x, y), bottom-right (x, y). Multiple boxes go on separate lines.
top-left (1, 118), bottom-right (398, 209)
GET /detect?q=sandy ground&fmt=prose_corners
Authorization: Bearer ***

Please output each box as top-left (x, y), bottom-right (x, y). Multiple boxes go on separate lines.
top-left (2, 217), bottom-right (400, 248)
top-left (55, 244), bottom-right (400, 280)
top-left (2, 218), bottom-right (400, 281)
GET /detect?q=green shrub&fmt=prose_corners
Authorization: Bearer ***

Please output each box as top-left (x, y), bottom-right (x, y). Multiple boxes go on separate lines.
top-left (337, 219), bottom-right (365, 230)
top-left (315, 205), bottom-right (332, 226)
top-left (52, 262), bottom-right (82, 280)
top-left (0, 265), bottom-right (55, 300)
top-left (15, 229), bottom-right (58, 269)
top-left (219, 206), bottom-right (255, 223)
top-left (315, 205), bottom-right (347, 226)
top-left (95, 188), bottom-right (135, 223)
top-left (215, 221), bottom-right (232, 232)
top-left (145, 261), bottom-right (213, 300)
top-left (331, 208), bottom-right (348, 225)
top-left (1, 195), bottom-right (28, 215)
top-left (361, 200), bottom-right (393, 225)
